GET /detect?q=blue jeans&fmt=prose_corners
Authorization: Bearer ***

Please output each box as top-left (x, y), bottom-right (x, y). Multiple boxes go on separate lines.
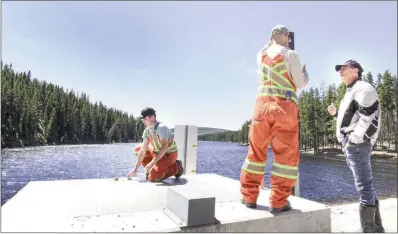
top-left (343, 139), bottom-right (376, 206)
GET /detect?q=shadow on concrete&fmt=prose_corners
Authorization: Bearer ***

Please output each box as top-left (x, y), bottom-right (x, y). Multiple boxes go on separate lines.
top-left (253, 204), bottom-right (270, 211)
top-left (249, 205), bottom-right (303, 215)
top-left (271, 208), bottom-right (303, 216)
top-left (156, 178), bottom-right (189, 186)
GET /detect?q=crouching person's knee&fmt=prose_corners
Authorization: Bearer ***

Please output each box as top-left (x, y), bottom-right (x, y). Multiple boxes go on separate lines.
top-left (147, 171), bottom-right (164, 182)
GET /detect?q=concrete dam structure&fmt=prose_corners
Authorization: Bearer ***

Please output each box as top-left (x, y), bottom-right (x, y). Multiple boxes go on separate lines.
top-left (1, 125), bottom-right (331, 232)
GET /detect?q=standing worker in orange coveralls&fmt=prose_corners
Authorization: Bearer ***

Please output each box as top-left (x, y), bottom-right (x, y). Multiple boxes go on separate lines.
top-left (127, 107), bottom-right (183, 182)
top-left (240, 25), bottom-right (309, 214)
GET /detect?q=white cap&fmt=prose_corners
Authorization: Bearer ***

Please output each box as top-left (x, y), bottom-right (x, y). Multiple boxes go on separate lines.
top-left (271, 25), bottom-right (289, 36)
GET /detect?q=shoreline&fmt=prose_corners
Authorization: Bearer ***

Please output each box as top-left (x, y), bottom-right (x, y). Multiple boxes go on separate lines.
top-left (237, 142), bottom-right (397, 161)
top-left (1, 140), bottom-right (140, 150)
top-left (300, 148), bottom-right (397, 161)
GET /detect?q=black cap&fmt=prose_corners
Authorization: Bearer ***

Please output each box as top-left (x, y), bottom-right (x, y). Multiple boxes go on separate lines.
top-left (335, 60), bottom-right (364, 73)
top-left (138, 107), bottom-right (156, 119)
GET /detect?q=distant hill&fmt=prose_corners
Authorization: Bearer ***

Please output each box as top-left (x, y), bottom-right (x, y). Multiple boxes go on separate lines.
top-left (170, 127), bottom-right (229, 136)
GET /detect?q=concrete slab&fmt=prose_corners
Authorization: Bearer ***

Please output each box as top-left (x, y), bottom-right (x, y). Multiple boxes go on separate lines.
top-left (69, 209), bottom-right (181, 232)
top-left (1, 173), bottom-right (331, 232)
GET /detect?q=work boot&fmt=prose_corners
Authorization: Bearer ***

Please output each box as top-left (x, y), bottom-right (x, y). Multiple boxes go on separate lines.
top-left (359, 204), bottom-right (377, 233)
top-left (270, 201), bottom-right (292, 214)
top-left (374, 200), bottom-right (385, 233)
top-left (175, 160), bottom-right (183, 179)
top-left (240, 198), bottom-right (257, 209)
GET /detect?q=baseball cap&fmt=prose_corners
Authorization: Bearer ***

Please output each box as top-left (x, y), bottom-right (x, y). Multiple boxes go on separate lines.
top-left (138, 107), bottom-right (156, 119)
top-left (335, 60), bottom-right (364, 73)
top-left (271, 25), bottom-right (289, 36)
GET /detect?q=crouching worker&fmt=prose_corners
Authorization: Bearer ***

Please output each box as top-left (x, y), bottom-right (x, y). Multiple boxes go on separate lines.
top-left (127, 107), bottom-right (183, 182)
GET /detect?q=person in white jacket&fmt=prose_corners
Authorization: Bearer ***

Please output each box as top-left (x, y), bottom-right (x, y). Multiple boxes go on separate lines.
top-left (327, 59), bottom-right (384, 233)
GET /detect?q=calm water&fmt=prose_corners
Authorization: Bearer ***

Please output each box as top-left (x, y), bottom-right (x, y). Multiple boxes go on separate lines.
top-left (1, 141), bottom-right (397, 206)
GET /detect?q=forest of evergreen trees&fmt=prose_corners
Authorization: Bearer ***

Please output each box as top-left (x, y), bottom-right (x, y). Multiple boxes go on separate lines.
top-left (2, 61), bottom-right (397, 152)
top-left (199, 70), bottom-right (398, 152)
top-left (1, 62), bottom-right (146, 148)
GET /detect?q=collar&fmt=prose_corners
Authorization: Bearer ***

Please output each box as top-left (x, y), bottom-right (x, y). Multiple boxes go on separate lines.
top-left (346, 78), bottom-right (360, 88)
top-left (150, 121), bottom-right (160, 130)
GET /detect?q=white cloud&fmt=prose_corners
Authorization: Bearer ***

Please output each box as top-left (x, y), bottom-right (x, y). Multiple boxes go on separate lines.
top-left (126, 68), bottom-right (149, 75)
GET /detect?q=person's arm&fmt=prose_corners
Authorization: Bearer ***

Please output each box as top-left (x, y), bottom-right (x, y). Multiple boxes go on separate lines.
top-left (348, 86), bottom-right (380, 144)
top-left (285, 50), bottom-right (309, 89)
top-left (134, 130), bottom-right (150, 171)
top-left (152, 126), bottom-right (169, 163)
top-left (333, 108), bottom-right (339, 118)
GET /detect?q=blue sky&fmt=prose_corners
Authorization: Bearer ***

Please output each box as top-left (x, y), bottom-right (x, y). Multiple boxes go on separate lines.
top-left (3, 1), bottom-right (397, 130)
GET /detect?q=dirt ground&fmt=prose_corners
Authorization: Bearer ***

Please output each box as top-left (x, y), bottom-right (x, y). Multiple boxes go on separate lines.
top-left (329, 198), bottom-right (397, 232)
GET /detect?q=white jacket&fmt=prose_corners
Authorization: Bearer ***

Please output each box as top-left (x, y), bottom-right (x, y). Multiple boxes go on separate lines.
top-left (335, 79), bottom-right (381, 146)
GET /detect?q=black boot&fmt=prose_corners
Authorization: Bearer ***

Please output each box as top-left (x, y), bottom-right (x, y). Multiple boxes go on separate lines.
top-left (270, 201), bottom-right (292, 214)
top-left (359, 204), bottom-right (377, 233)
top-left (175, 160), bottom-right (183, 179)
top-left (374, 200), bottom-right (385, 233)
top-left (240, 198), bottom-right (257, 209)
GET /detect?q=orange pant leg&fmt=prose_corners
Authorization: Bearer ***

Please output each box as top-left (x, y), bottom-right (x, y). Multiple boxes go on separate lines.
top-left (240, 97), bottom-right (274, 204)
top-left (269, 100), bottom-right (299, 209)
top-left (133, 144), bottom-right (155, 167)
top-left (147, 151), bottom-right (179, 182)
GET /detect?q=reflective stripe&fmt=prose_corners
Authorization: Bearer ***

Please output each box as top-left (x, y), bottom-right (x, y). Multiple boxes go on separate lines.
top-left (167, 140), bottom-right (178, 153)
top-left (242, 159), bottom-right (266, 175)
top-left (151, 131), bottom-right (162, 152)
top-left (150, 132), bottom-right (178, 154)
top-left (257, 85), bottom-right (297, 102)
top-left (271, 162), bottom-right (298, 179)
top-left (261, 63), bottom-right (294, 91)
top-left (270, 61), bottom-right (287, 73)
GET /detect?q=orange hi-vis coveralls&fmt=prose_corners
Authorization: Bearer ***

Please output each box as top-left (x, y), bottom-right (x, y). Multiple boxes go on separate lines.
top-left (135, 122), bottom-right (181, 182)
top-left (240, 42), bottom-right (309, 209)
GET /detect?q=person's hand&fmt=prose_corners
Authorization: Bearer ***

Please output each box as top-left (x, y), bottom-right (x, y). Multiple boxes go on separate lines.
top-left (327, 103), bottom-right (337, 116)
top-left (127, 168), bottom-right (137, 177)
top-left (302, 64), bottom-right (307, 73)
top-left (145, 161), bottom-right (156, 173)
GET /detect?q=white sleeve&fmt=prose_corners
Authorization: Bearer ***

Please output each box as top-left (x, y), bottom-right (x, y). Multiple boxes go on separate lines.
top-left (285, 50), bottom-right (309, 89)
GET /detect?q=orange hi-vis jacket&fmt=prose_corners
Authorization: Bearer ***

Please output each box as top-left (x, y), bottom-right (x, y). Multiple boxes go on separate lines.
top-left (257, 48), bottom-right (298, 103)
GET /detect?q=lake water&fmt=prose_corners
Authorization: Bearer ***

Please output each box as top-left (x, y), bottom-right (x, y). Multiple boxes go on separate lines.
top-left (1, 141), bottom-right (397, 206)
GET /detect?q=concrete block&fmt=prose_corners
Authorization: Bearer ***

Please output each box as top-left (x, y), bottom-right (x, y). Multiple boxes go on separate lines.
top-left (166, 185), bottom-right (216, 227)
